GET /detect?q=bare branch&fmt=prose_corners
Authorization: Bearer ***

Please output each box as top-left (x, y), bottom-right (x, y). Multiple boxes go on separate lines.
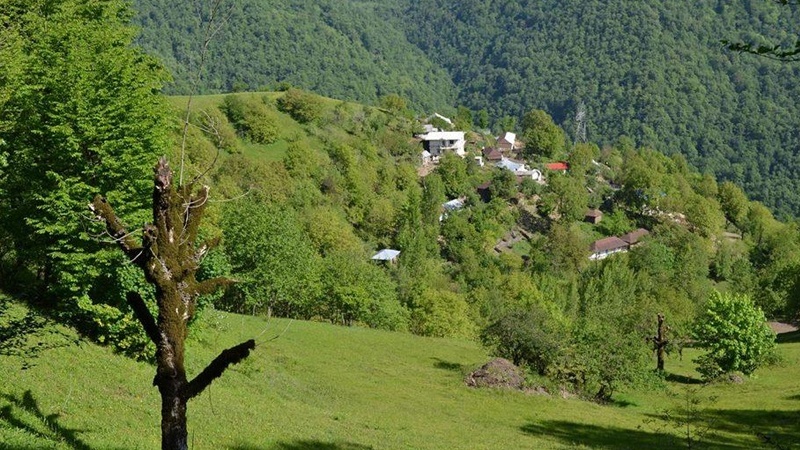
top-left (184, 339), bottom-right (255, 400)
top-left (89, 195), bottom-right (145, 265)
top-left (127, 292), bottom-right (159, 346)
top-left (194, 276), bottom-right (234, 297)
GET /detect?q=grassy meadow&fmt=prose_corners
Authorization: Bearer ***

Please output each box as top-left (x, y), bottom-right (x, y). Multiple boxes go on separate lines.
top-left (1, 303), bottom-right (799, 450)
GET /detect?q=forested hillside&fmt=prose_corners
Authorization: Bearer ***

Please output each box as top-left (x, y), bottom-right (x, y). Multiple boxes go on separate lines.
top-left (132, 0), bottom-right (800, 217)
top-left (133, 0), bottom-right (456, 112)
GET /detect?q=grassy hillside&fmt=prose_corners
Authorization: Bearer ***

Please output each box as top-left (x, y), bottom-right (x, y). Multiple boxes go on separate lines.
top-left (2, 302), bottom-right (800, 449)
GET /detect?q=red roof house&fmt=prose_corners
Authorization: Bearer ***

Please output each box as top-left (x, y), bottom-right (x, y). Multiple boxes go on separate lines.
top-left (545, 162), bottom-right (570, 171)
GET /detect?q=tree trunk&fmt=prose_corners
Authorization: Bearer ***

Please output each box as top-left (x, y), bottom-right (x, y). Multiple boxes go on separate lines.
top-left (653, 313), bottom-right (668, 372)
top-left (161, 385), bottom-right (188, 450)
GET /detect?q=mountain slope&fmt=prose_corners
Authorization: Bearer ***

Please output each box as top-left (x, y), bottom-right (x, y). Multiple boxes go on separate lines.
top-left (131, 0), bottom-right (800, 216)
top-left (398, 0), bottom-right (800, 216)
top-left (133, 0), bottom-right (456, 112)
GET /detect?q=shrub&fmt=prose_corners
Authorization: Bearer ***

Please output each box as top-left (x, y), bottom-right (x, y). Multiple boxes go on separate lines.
top-left (277, 88), bottom-right (323, 123)
top-left (481, 306), bottom-right (563, 375)
top-left (693, 291), bottom-right (776, 380)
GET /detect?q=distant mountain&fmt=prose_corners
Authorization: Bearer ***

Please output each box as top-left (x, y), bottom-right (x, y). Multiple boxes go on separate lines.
top-left (132, 0), bottom-right (800, 216)
top-left (132, 0), bottom-right (456, 112)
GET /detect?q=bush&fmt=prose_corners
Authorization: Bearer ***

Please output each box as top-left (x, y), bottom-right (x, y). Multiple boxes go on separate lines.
top-left (693, 291), bottom-right (776, 380)
top-left (221, 95), bottom-right (278, 144)
top-left (277, 88), bottom-right (323, 123)
top-left (481, 306), bottom-right (563, 375)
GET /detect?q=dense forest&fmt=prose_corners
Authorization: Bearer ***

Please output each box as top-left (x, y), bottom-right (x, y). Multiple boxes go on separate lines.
top-left (133, 0), bottom-right (457, 112)
top-left (132, 0), bottom-right (800, 217)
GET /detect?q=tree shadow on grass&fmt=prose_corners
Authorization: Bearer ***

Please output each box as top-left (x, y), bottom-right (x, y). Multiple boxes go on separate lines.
top-left (231, 441), bottom-right (374, 450)
top-left (432, 357), bottom-right (464, 373)
top-left (521, 419), bottom-right (747, 450)
top-left (0, 390), bottom-right (103, 450)
top-left (776, 330), bottom-right (800, 343)
top-left (664, 372), bottom-right (704, 385)
top-left (704, 408), bottom-right (800, 449)
top-left (522, 420), bottom-right (671, 449)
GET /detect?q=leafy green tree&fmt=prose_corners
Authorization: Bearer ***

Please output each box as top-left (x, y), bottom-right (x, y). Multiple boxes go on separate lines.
top-left (222, 201), bottom-right (321, 317)
top-left (568, 142), bottom-right (599, 177)
top-left (693, 291), bottom-right (776, 380)
top-left (379, 93), bottom-right (408, 114)
top-left (489, 169), bottom-right (517, 202)
top-left (221, 95), bottom-right (278, 144)
top-left (435, 152), bottom-right (470, 198)
top-left (411, 288), bottom-right (475, 338)
top-left (481, 305), bottom-right (564, 375)
top-left (521, 109), bottom-right (566, 159)
top-left (0, 0), bottom-right (169, 323)
top-left (718, 181), bottom-right (749, 229)
top-left (685, 194), bottom-right (725, 238)
top-left (545, 223), bottom-right (590, 274)
top-left (320, 250), bottom-right (408, 330)
top-left (547, 173), bottom-right (588, 223)
top-left (454, 105), bottom-right (473, 130)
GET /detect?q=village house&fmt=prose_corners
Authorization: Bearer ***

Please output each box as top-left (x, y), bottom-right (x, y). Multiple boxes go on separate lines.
top-left (440, 198), bottom-right (466, 221)
top-left (545, 161), bottom-right (570, 172)
top-left (589, 228), bottom-right (651, 260)
top-left (620, 228), bottom-right (650, 247)
top-left (496, 157), bottom-right (543, 181)
top-left (482, 147), bottom-right (503, 162)
top-left (584, 209), bottom-right (603, 224)
top-left (418, 131), bottom-right (466, 160)
top-left (589, 236), bottom-right (629, 260)
top-left (371, 249), bottom-right (401, 264)
top-left (497, 132), bottom-right (517, 152)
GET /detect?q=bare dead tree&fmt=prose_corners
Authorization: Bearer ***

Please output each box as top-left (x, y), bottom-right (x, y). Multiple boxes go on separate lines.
top-left (90, 157), bottom-right (254, 450)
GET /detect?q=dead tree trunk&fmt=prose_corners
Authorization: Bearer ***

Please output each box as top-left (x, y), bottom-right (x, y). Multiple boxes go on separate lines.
top-left (91, 158), bottom-right (254, 450)
top-left (652, 313), bottom-right (668, 372)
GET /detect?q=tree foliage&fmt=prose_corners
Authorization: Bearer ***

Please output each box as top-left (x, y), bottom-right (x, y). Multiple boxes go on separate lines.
top-left (0, 0), bottom-right (170, 352)
top-left (693, 291), bottom-right (776, 380)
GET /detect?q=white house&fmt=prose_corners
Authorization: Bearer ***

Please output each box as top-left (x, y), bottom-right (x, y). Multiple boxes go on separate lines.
top-left (418, 131), bottom-right (466, 158)
top-left (495, 157), bottom-right (542, 181)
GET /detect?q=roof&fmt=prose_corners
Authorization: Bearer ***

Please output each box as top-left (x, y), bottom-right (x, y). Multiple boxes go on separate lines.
top-left (496, 157), bottom-right (526, 172)
top-left (483, 147), bottom-right (503, 160)
top-left (498, 132), bottom-right (516, 144)
top-left (419, 131), bottom-right (465, 141)
top-left (545, 162), bottom-right (570, 171)
top-left (590, 236), bottom-right (628, 253)
top-left (371, 249), bottom-right (401, 261)
top-left (443, 198), bottom-right (465, 211)
top-left (477, 180), bottom-right (492, 190)
top-left (432, 113), bottom-right (453, 125)
top-left (619, 228), bottom-right (650, 245)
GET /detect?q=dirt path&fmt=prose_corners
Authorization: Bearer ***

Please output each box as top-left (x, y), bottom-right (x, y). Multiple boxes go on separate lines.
top-left (768, 321), bottom-right (798, 334)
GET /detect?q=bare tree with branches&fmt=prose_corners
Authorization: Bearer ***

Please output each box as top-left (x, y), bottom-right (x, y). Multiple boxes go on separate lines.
top-left (90, 158), bottom-right (254, 450)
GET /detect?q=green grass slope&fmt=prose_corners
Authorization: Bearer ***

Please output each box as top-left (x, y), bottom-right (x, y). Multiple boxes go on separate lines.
top-left (2, 306), bottom-right (800, 449)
